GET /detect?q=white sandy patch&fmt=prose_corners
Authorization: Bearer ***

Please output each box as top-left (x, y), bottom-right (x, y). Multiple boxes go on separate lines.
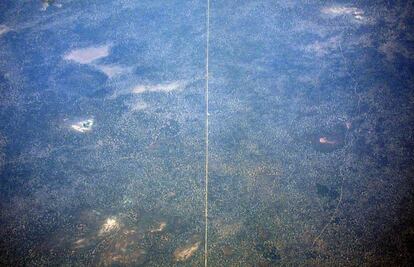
top-left (95, 64), bottom-right (130, 78)
top-left (41, 2), bottom-right (49, 11)
top-left (132, 81), bottom-right (185, 94)
top-left (322, 6), bottom-right (361, 16)
top-left (99, 217), bottom-right (120, 236)
top-left (64, 45), bottom-right (110, 64)
top-left (41, 1), bottom-right (63, 11)
top-left (321, 6), bottom-right (365, 21)
top-left (150, 221), bottom-right (167, 233)
top-left (71, 119), bottom-right (94, 133)
top-left (0, 25), bottom-right (10, 36)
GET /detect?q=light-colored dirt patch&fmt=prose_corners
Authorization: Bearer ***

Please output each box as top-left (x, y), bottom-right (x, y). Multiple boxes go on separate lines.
top-left (95, 64), bottom-right (130, 78)
top-left (99, 217), bottom-right (120, 236)
top-left (173, 241), bottom-right (201, 262)
top-left (132, 81), bottom-right (185, 94)
top-left (64, 45), bottom-right (110, 64)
